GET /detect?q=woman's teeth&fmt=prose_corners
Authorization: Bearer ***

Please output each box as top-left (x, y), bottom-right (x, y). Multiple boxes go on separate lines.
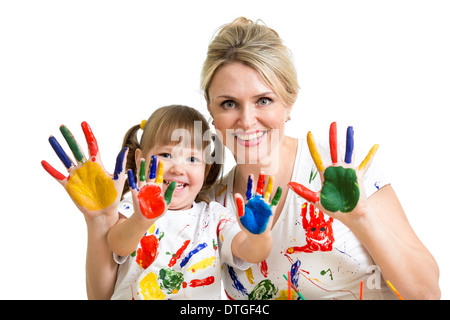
top-left (235, 131), bottom-right (266, 141)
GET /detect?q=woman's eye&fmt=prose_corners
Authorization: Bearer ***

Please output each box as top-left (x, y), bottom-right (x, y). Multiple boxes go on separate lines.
top-left (221, 100), bottom-right (236, 109)
top-left (258, 97), bottom-right (272, 106)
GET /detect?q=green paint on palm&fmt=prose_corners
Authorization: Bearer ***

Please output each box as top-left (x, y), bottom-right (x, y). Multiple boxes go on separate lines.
top-left (320, 166), bottom-right (360, 213)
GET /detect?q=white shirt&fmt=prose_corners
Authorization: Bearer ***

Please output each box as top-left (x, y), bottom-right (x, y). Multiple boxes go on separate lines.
top-left (111, 200), bottom-right (245, 300)
top-left (210, 138), bottom-right (397, 300)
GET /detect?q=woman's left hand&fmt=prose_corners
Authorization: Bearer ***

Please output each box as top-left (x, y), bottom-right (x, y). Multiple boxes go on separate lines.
top-left (288, 122), bottom-right (379, 226)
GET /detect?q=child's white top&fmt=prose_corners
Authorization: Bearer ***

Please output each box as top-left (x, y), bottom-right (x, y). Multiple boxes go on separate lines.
top-left (210, 138), bottom-right (397, 300)
top-left (111, 200), bottom-right (245, 300)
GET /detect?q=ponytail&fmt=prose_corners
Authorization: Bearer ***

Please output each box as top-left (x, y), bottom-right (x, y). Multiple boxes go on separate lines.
top-left (121, 124), bottom-right (141, 199)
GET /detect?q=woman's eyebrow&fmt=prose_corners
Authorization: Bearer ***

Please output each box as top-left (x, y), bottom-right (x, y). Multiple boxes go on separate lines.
top-left (215, 91), bottom-right (275, 100)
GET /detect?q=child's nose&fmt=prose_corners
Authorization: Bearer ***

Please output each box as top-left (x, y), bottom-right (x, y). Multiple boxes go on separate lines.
top-left (168, 162), bottom-right (186, 175)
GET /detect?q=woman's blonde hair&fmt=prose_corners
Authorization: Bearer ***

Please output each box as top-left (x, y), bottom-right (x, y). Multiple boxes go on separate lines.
top-left (201, 17), bottom-right (299, 106)
top-left (121, 105), bottom-right (222, 203)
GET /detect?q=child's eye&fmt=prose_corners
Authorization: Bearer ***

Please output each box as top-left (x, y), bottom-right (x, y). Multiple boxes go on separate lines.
top-left (188, 157), bottom-right (200, 163)
top-left (159, 153), bottom-right (172, 159)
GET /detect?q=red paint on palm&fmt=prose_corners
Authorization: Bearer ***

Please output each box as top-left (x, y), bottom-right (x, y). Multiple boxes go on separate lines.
top-left (138, 184), bottom-right (166, 219)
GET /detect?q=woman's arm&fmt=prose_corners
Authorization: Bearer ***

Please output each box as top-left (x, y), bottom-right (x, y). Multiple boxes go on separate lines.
top-left (85, 214), bottom-right (120, 300)
top-left (350, 185), bottom-right (440, 299)
top-left (290, 122), bottom-right (440, 299)
top-left (41, 122), bottom-right (129, 300)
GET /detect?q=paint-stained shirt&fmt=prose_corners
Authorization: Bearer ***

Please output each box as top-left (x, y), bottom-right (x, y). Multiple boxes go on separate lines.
top-left (111, 200), bottom-right (245, 300)
top-left (210, 138), bottom-right (397, 300)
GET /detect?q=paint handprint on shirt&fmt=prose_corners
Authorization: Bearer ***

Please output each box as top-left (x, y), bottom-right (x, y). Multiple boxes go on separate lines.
top-left (286, 202), bottom-right (334, 254)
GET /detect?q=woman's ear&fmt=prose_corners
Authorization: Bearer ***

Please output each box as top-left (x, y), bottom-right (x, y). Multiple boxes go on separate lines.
top-left (285, 103), bottom-right (293, 122)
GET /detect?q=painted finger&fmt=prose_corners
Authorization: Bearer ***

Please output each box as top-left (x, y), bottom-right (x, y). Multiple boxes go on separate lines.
top-left (246, 174), bottom-right (254, 200)
top-left (235, 193), bottom-right (245, 218)
top-left (307, 131), bottom-right (325, 172)
top-left (288, 182), bottom-right (319, 204)
top-left (329, 122), bottom-right (338, 164)
top-left (127, 169), bottom-right (137, 191)
top-left (155, 160), bottom-right (164, 186)
top-left (60, 125), bottom-right (86, 164)
top-left (264, 176), bottom-right (273, 202)
top-left (48, 136), bottom-right (73, 169)
top-left (41, 160), bottom-right (67, 182)
top-left (270, 187), bottom-right (282, 207)
top-left (358, 144), bottom-right (379, 173)
top-left (81, 121), bottom-right (99, 159)
top-left (113, 147), bottom-right (128, 180)
top-left (344, 126), bottom-right (354, 164)
top-left (164, 181), bottom-right (176, 205)
top-left (256, 171), bottom-right (265, 196)
top-left (148, 155), bottom-right (157, 181)
top-left (139, 158), bottom-right (146, 182)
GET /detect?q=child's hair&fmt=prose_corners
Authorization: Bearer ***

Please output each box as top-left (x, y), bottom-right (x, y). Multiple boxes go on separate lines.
top-left (121, 105), bottom-right (222, 203)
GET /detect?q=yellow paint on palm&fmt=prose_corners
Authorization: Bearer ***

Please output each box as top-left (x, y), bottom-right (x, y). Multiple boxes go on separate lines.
top-left (139, 272), bottom-right (166, 300)
top-left (264, 176), bottom-right (273, 202)
top-left (187, 256), bottom-right (216, 273)
top-left (307, 131), bottom-right (325, 172)
top-left (66, 161), bottom-right (117, 211)
top-left (358, 144), bottom-right (379, 171)
top-left (155, 161), bottom-right (164, 185)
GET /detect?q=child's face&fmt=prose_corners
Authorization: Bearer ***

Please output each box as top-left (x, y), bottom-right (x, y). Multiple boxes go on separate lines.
top-left (146, 143), bottom-right (206, 211)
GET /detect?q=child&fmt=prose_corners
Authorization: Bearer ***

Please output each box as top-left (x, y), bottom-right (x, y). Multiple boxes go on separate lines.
top-left (107, 105), bottom-right (281, 300)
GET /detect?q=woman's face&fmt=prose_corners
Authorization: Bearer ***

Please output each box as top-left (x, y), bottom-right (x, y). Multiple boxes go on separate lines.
top-left (207, 62), bottom-right (292, 165)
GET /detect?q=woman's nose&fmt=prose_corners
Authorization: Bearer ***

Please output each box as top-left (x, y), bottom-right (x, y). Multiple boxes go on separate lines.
top-left (238, 105), bottom-right (257, 129)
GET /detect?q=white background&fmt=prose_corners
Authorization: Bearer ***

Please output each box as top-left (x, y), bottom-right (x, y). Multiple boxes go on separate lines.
top-left (1, 0), bottom-right (449, 299)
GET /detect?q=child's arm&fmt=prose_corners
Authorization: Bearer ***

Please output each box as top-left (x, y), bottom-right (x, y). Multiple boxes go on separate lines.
top-left (107, 158), bottom-right (176, 257)
top-left (231, 172), bottom-right (281, 263)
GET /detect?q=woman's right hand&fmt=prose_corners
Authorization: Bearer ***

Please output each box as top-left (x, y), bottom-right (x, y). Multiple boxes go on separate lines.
top-left (41, 121), bottom-right (128, 221)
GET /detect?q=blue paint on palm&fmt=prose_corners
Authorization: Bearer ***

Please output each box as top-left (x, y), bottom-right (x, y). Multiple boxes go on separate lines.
top-left (240, 195), bottom-right (272, 234)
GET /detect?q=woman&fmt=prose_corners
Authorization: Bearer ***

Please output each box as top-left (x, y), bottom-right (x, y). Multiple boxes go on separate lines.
top-left (201, 17), bottom-right (440, 299)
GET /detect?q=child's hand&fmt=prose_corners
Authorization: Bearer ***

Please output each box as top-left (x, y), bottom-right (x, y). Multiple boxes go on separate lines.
top-left (234, 172), bottom-right (282, 235)
top-left (41, 122), bottom-right (128, 218)
top-left (288, 122), bottom-right (379, 223)
top-left (128, 156), bottom-right (176, 220)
